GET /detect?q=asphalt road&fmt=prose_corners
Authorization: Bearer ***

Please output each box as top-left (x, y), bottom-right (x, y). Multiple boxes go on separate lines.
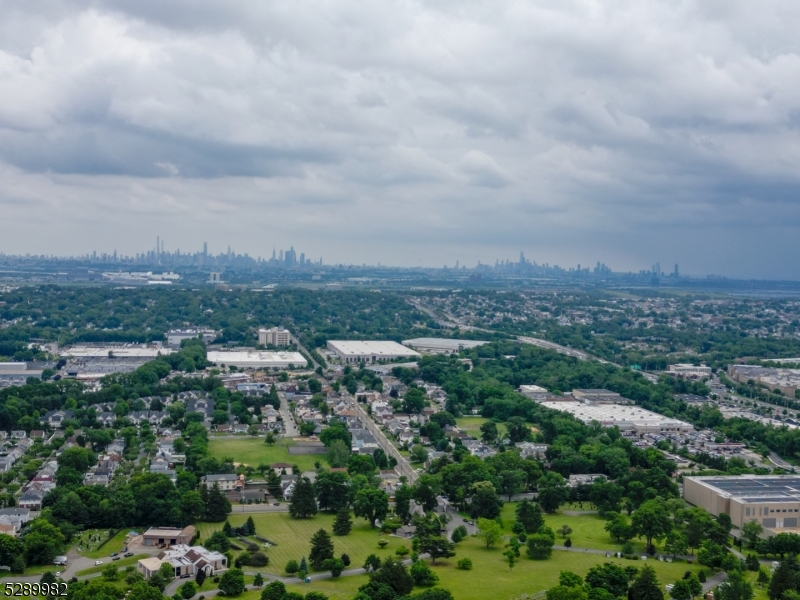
top-left (352, 398), bottom-right (418, 484)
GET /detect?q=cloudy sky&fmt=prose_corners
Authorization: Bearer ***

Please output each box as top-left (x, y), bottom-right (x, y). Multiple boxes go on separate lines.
top-left (1, 1), bottom-right (800, 278)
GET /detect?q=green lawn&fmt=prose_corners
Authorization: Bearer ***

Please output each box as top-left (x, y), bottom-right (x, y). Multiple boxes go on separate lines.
top-left (76, 554), bottom-right (147, 576)
top-left (498, 504), bottom-right (651, 554)
top-left (207, 437), bottom-right (327, 473)
top-left (239, 578), bottom-right (366, 600)
top-left (79, 529), bottom-right (136, 559)
top-left (197, 512), bottom-right (407, 575)
top-left (429, 535), bottom-right (706, 600)
top-left (456, 417), bottom-right (507, 439)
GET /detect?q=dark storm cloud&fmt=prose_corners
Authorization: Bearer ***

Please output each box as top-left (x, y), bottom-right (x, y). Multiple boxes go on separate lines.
top-left (1, 1), bottom-right (800, 277)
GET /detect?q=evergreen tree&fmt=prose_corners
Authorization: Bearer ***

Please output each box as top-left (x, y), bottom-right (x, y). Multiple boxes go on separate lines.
top-left (333, 508), bottom-right (353, 536)
top-left (267, 470), bottom-right (283, 499)
top-left (199, 484), bottom-right (210, 518)
top-left (309, 529), bottom-right (335, 570)
top-left (300, 556), bottom-right (308, 573)
top-left (246, 516), bottom-right (256, 535)
top-left (222, 521), bottom-right (233, 537)
top-left (769, 556), bottom-right (800, 600)
top-left (627, 565), bottom-right (664, 600)
top-left (394, 485), bottom-right (413, 524)
top-left (515, 500), bottom-right (544, 533)
top-left (289, 477), bottom-right (318, 519)
top-left (205, 483), bottom-right (231, 522)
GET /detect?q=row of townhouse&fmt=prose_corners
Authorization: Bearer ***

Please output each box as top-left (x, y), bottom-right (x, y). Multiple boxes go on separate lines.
top-left (0, 507), bottom-right (31, 537)
top-left (0, 438), bottom-right (32, 473)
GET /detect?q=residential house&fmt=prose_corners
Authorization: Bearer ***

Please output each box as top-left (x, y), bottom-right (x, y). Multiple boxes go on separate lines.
top-left (40, 410), bottom-right (74, 429)
top-left (201, 474), bottom-right (239, 491)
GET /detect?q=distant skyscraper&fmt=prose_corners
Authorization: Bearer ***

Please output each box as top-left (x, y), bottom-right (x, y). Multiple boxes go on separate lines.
top-left (203, 242), bottom-right (207, 257)
top-left (674, 264), bottom-right (679, 277)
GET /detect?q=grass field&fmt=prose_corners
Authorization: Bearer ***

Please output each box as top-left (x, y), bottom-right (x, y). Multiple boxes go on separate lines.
top-left (76, 554), bottom-right (147, 576)
top-left (207, 437), bottom-right (327, 473)
top-left (456, 417), bottom-right (507, 439)
top-left (426, 535), bottom-right (706, 600)
top-left (238, 577), bottom-right (366, 600)
top-left (498, 504), bottom-right (651, 554)
top-left (197, 512), bottom-right (407, 575)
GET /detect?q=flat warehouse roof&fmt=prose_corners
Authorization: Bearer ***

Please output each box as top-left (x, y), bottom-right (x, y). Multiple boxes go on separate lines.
top-left (540, 401), bottom-right (692, 428)
top-left (328, 341), bottom-right (420, 357)
top-left (402, 338), bottom-right (488, 350)
top-left (689, 475), bottom-right (800, 500)
top-left (207, 351), bottom-right (306, 367)
top-left (61, 346), bottom-right (173, 358)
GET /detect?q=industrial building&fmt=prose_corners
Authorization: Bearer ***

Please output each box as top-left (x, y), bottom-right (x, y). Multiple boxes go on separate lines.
top-left (667, 364), bottom-right (712, 378)
top-left (401, 338), bottom-right (488, 353)
top-left (206, 351), bottom-right (306, 369)
top-left (60, 345), bottom-right (173, 359)
top-left (571, 389), bottom-right (624, 403)
top-left (258, 327), bottom-right (291, 347)
top-left (684, 475), bottom-right (800, 530)
top-left (326, 341), bottom-right (421, 364)
top-left (519, 385), bottom-right (549, 400)
top-left (539, 400), bottom-right (694, 434)
top-left (166, 329), bottom-right (217, 348)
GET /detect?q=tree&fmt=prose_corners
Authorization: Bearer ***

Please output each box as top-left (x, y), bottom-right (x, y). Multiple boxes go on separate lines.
top-left (23, 519), bottom-right (65, 565)
top-left (290, 477), bottom-right (318, 519)
top-left (315, 471), bottom-right (350, 512)
top-left (327, 440), bottom-right (351, 469)
top-left (604, 513), bottom-right (633, 543)
top-left (410, 560), bottom-right (439, 586)
top-left (267, 469), bottom-right (283, 498)
top-left (402, 388), bottom-right (427, 414)
top-left (410, 446), bottom-right (429, 464)
top-left (480, 421), bottom-right (498, 444)
top-left (504, 548), bottom-right (516, 571)
top-left (631, 500), bottom-right (672, 550)
top-left (261, 581), bottom-right (286, 600)
top-left (526, 529), bottom-right (555, 560)
top-left (585, 562), bottom-right (629, 598)
top-left (395, 485), bottom-right (413, 524)
top-left (769, 556), bottom-right (800, 600)
top-left (246, 516), bottom-right (256, 534)
top-left (505, 416), bottom-right (530, 443)
top-left (741, 521), bottom-right (764, 550)
top-left (664, 532), bottom-right (688, 560)
top-left (195, 568), bottom-right (206, 587)
top-left (333, 508), bottom-right (353, 536)
top-left (353, 487), bottom-right (389, 528)
top-left (557, 525), bottom-right (573, 539)
top-left (127, 581), bottom-right (165, 600)
top-left (363, 554), bottom-right (382, 572)
top-left (547, 586), bottom-right (588, 600)
top-left (413, 475), bottom-right (441, 512)
top-left (669, 580), bottom-right (692, 600)
top-left (470, 481), bottom-right (503, 520)
top-left (477, 518), bottom-right (503, 549)
top-left (205, 530), bottom-right (231, 553)
top-left (0, 534), bottom-right (24, 568)
top-left (219, 568), bottom-right (246, 596)
top-left (537, 472), bottom-right (570, 513)
top-left (627, 565), bottom-right (664, 600)
top-left (323, 558), bottom-right (345, 578)
top-left (417, 535), bottom-right (456, 564)
top-left (348, 454), bottom-right (376, 476)
top-left (102, 564), bottom-right (119, 580)
top-left (368, 557), bottom-right (414, 596)
top-left (717, 569), bottom-right (754, 600)
top-left (206, 483), bottom-right (232, 522)
top-left (516, 500), bottom-right (544, 533)
top-left (285, 559), bottom-right (300, 575)
top-left (179, 581), bottom-right (197, 599)
top-left (309, 529), bottom-right (335, 570)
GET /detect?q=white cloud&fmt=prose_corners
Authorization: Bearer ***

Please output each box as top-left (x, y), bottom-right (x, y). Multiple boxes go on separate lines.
top-left (0, 1), bottom-right (799, 277)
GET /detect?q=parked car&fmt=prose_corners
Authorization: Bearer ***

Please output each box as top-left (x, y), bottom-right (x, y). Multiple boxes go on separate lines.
top-left (110, 553), bottom-right (118, 557)
top-left (112, 557), bottom-right (120, 561)
top-left (124, 553), bottom-right (134, 558)
top-left (54, 572), bottom-right (61, 578)
top-left (94, 561), bottom-right (103, 566)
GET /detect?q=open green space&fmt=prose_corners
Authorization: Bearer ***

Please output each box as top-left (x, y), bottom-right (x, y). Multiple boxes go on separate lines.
top-left (455, 417), bottom-right (507, 439)
top-left (207, 437), bottom-right (327, 473)
top-left (197, 512), bottom-right (407, 576)
top-left (76, 554), bottom-right (147, 576)
top-left (429, 535), bottom-right (705, 600)
top-left (239, 578), bottom-right (366, 600)
top-left (79, 529), bottom-right (136, 559)
top-left (498, 503), bottom-right (650, 554)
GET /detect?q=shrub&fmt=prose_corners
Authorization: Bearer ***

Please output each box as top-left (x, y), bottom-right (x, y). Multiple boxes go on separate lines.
top-left (564, 538), bottom-right (572, 548)
top-left (457, 558), bottom-right (473, 570)
top-left (395, 546), bottom-right (410, 557)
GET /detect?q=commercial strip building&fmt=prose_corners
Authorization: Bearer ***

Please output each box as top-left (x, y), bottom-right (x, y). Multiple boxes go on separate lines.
top-left (258, 327), bottom-right (291, 347)
top-left (684, 475), bottom-right (800, 530)
top-left (539, 400), bottom-right (694, 435)
top-left (401, 338), bottom-right (488, 353)
top-left (206, 351), bottom-right (306, 369)
top-left (519, 385), bottom-right (549, 401)
top-left (727, 364), bottom-right (800, 398)
top-left (327, 341), bottom-right (421, 364)
top-left (667, 364), bottom-right (712, 378)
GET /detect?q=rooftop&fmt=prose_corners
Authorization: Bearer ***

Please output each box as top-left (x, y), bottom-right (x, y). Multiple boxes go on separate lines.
top-left (328, 341), bottom-right (421, 357)
top-left (688, 475), bottom-right (800, 501)
top-left (401, 338), bottom-right (488, 351)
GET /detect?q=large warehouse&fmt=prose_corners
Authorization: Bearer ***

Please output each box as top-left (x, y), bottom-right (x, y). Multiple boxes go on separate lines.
top-left (327, 341), bottom-right (420, 364)
top-left (539, 400), bottom-right (694, 435)
top-left (402, 338), bottom-right (488, 353)
top-left (684, 475), bottom-right (800, 530)
top-left (61, 345), bottom-right (173, 358)
top-left (206, 351), bottom-right (307, 369)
